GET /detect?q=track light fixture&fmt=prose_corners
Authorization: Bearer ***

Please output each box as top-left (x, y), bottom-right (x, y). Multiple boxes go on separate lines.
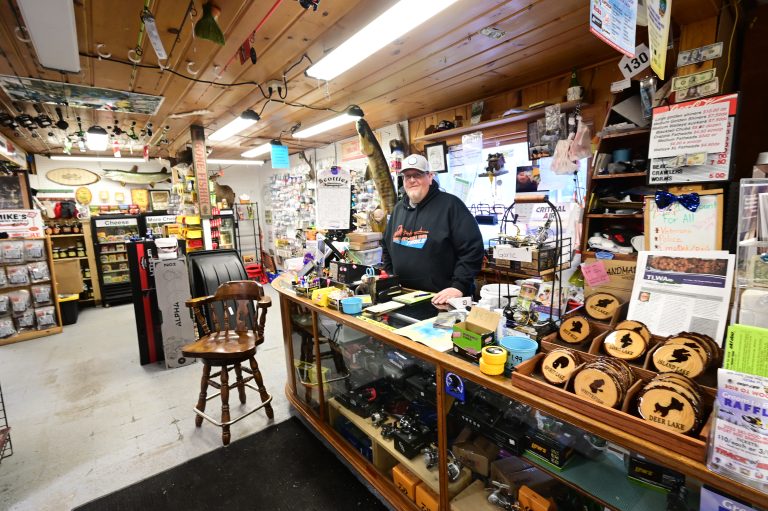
top-left (209, 109), bottom-right (261, 142)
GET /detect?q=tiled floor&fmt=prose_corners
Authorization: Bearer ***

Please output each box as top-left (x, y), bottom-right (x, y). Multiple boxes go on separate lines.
top-left (0, 285), bottom-right (291, 511)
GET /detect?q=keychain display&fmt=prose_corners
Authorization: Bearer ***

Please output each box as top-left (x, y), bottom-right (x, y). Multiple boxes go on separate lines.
top-left (35, 306), bottom-right (57, 329)
top-left (31, 284), bottom-right (53, 306)
top-left (1, 240), bottom-right (24, 263)
top-left (6, 265), bottom-right (30, 286)
top-left (24, 240), bottom-right (45, 261)
top-left (27, 261), bottom-right (51, 283)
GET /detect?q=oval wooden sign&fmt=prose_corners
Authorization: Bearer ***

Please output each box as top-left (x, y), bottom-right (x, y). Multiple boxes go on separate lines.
top-left (46, 168), bottom-right (100, 186)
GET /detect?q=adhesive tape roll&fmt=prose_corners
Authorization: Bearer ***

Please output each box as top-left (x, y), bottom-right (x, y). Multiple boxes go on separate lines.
top-left (479, 357), bottom-right (504, 375)
top-left (482, 345), bottom-right (508, 365)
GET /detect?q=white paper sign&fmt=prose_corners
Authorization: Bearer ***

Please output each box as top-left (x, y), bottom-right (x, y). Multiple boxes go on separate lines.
top-left (618, 43), bottom-right (651, 79)
top-left (648, 102), bottom-right (730, 159)
top-left (611, 78), bottom-right (632, 93)
top-left (316, 166), bottom-right (351, 230)
top-left (589, 0), bottom-right (638, 58)
top-left (494, 245), bottom-right (533, 263)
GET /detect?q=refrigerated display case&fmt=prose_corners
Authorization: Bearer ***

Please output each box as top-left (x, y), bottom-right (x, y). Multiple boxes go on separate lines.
top-left (91, 216), bottom-right (139, 306)
top-left (203, 209), bottom-right (237, 251)
top-left (141, 213), bottom-right (178, 238)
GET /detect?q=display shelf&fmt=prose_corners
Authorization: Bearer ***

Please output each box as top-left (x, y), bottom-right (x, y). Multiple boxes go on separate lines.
top-left (99, 250), bottom-right (127, 254)
top-left (102, 269), bottom-right (129, 274)
top-left (414, 100), bottom-right (589, 142)
top-left (96, 241), bottom-right (131, 245)
top-left (0, 325), bottom-right (63, 347)
top-left (581, 250), bottom-right (638, 261)
top-left (586, 213), bottom-right (644, 219)
top-left (275, 279), bottom-right (768, 509)
top-left (600, 128), bottom-right (651, 139)
top-left (52, 256), bottom-right (89, 261)
top-left (591, 172), bottom-right (648, 180)
top-left (50, 234), bottom-right (84, 238)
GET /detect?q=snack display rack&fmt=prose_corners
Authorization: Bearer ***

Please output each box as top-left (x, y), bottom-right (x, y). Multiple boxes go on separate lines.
top-left (91, 216), bottom-right (140, 306)
top-left (0, 237), bottom-right (62, 346)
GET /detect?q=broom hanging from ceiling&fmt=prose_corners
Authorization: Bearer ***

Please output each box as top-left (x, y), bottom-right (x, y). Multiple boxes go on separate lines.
top-left (194, 2), bottom-right (224, 45)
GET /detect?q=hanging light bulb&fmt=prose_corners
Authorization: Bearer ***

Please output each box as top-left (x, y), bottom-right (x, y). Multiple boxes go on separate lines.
top-left (85, 125), bottom-right (109, 151)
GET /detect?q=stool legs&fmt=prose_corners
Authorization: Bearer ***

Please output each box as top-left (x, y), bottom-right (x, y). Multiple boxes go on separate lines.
top-left (195, 362), bottom-right (211, 428)
top-left (220, 366), bottom-right (231, 446)
top-left (249, 356), bottom-right (274, 419)
top-left (234, 363), bottom-right (247, 404)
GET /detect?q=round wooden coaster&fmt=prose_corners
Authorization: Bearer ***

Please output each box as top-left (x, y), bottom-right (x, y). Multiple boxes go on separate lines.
top-left (573, 367), bottom-right (622, 408)
top-left (603, 329), bottom-right (648, 360)
top-left (637, 386), bottom-right (698, 435)
top-left (666, 335), bottom-right (710, 367)
top-left (652, 343), bottom-right (706, 378)
top-left (584, 293), bottom-right (620, 321)
top-left (614, 320), bottom-right (651, 343)
top-left (559, 316), bottom-right (591, 344)
top-left (541, 349), bottom-right (581, 385)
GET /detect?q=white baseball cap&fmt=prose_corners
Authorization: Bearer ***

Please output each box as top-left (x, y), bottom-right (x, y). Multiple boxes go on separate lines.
top-left (401, 154), bottom-right (430, 173)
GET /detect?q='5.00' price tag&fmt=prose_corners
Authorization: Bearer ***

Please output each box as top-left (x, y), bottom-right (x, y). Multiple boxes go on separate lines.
top-left (618, 43), bottom-right (650, 79)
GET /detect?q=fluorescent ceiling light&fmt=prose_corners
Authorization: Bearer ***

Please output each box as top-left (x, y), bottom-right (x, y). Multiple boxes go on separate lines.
top-left (207, 159), bottom-right (265, 166)
top-left (85, 126), bottom-right (109, 151)
top-left (209, 110), bottom-right (260, 142)
top-left (293, 106), bottom-right (364, 139)
top-left (240, 142), bottom-right (274, 158)
top-left (49, 155), bottom-right (146, 163)
top-left (306, 0), bottom-right (460, 81)
top-left (17, 0), bottom-right (80, 73)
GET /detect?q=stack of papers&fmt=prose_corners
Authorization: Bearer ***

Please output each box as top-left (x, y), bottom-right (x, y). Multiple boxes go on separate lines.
top-left (393, 291), bottom-right (434, 304)
top-left (364, 301), bottom-right (405, 315)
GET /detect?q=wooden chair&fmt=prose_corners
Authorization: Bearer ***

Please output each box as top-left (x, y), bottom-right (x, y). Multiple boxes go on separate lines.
top-left (182, 280), bottom-right (274, 445)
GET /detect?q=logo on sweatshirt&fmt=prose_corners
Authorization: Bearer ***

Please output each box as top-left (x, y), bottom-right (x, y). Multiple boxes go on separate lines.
top-left (392, 225), bottom-right (429, 249)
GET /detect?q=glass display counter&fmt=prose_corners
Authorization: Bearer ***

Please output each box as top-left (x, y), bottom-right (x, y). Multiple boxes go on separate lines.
top-left (274, 275), bottom-right (768, 510)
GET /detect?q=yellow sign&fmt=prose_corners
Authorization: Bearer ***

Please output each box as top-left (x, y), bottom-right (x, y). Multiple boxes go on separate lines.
top-left (648, 0), bottom-right (672, 79)
top-left (75, 186), bottom-right (92, 205)
top-left (131, 189), bottom-right (150, 211)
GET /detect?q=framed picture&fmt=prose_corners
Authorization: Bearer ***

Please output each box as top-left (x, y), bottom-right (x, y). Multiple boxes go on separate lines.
top-left (425, 142), bottom-right (448, 173)
top-left (149, 190), bottom-right (170, 211)
top-left (131, 189), bottom-right (149, 211)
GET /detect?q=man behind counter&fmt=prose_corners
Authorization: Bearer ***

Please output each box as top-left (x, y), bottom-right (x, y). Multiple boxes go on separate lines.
top-left (381, 154), bottom-right (485, 305)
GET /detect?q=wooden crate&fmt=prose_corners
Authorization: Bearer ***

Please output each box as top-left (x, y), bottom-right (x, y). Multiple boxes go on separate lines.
top-left (512, 353), bottom-right (712, 461)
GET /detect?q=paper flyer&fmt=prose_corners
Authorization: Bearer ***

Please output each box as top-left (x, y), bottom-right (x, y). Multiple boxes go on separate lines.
top-left (708, 369), bottom-right (768, 490)
top-left (395, 318), bottom-right (454, 352)
top-left (627, 251), bottom-right (734, 344)
top-left (589, 0), bottom-right (638, 58)
top-left (646, 0), bottom-right (671, 79)
top-left (724, 324), bottom-right (768, 378)
top-left (315, 166), bottom-right (351, 230)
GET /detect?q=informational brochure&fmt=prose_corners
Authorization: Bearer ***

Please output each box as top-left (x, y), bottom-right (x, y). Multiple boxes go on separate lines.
top-left (646, 0), bottom-right (671, 79)
top-left (627, 250), bottom-right (734, 345)
top-left (707, 369), bottom-right (768, 491)
top-left (589, 0), bottom-right (638, 58)
top-left (315, 165), bottom-right (351, 230)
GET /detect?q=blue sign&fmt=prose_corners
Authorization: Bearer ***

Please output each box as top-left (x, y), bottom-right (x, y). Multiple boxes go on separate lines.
top-left (445, 372), bottom-right (465, 402)
top-left (271, 144), bottom-right (289, 169)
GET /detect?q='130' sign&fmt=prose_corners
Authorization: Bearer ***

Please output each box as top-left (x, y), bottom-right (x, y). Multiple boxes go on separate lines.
top-left (618, 43), bottom-right (651, 79)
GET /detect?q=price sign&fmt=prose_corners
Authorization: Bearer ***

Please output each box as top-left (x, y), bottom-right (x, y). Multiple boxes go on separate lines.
top-left (618, 43), bottom-right (650, 79)
top-left (494, 245), bottom-right (533, 263)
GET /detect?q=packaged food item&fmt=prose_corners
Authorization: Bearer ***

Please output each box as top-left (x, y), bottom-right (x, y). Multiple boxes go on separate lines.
top-left (6, 265), bottom-right (30, 286)
top-left (14, 309), bottom-right (35, 331)
top-left (35, 306), bottom-right (57, 329)
top-left (24, 239), bottom-right (46, 261)
top-left (0, 317), bottom-right (15, 338)
top-left (9, 290), bottom-right (31, 313)
top-left (0, 294), bottom-right (10, 315)
top-left (31, 284), bottom-right (53, 306)
top-left (0, 267), bottom-right (6, 288)
top-left (1, 240), bottom-right (24, 263)
top-left (27, 262), bottom-right (51, 283)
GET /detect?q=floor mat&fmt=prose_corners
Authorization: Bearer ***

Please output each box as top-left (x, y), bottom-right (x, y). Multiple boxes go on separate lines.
top-left (74, 417), bottom-right (389, 511)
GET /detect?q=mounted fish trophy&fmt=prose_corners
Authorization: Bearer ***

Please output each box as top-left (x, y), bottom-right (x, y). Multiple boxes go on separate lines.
top-left (356, 117), bottom-right (396, 233)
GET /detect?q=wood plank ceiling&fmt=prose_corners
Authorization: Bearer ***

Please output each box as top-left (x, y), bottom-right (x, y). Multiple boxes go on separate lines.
top-left (0, 0), bottom-right (722, 163)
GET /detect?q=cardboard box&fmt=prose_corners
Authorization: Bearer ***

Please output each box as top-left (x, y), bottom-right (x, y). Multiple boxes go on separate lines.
top-left (153, 259), bottom-right (196, 369)
top-left (415, 482), bottom-right (439, 511)
top-left (392, 463), bottom-right (420, 502)
top-left (452, 307), bottom-right (500, 360)
top-left (490, 456), bottom-right (533, 487)
top-left (583, 256), bottom-right (637, 302)
top-left (452, 433), bottom-right (500, 477)
top-left (53, 259), bottom-right (83, 294)
top-left (525, 431), bottom-right (574, 469)
top-left (450, 480), bottom-right (498, 511)
top-left (627, 454), bottom-right (685, 491)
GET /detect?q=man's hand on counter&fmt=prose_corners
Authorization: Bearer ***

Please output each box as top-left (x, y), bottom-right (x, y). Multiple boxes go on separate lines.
top-left (431, 287), bottom-right (463, 305)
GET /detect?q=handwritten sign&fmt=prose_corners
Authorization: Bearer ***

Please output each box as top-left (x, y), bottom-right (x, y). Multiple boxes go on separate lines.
top-left (494, 245), bottom-right (532, 263)
top-left (581, 261), bottom-right (612, 287)
top-left (644, 192), bottom-right (723, 251)
top-left (648, 102), bottom-right (729, 159)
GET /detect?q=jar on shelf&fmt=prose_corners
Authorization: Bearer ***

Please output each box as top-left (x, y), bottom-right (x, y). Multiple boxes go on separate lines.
top-left (67, 248), bottom-right (77, 258)
top-left (45, 224), bottom-right (53, 236)
top-left (61, 222), bottom-right (73, 234)
top-left (52, 249), bottom-right (60, 259)
top-left (72, 222), bottom-right (81, 234)
top-left (77, 248), bottom-right (85, 257)
top-left (53, 224), bottom-right (62, 235)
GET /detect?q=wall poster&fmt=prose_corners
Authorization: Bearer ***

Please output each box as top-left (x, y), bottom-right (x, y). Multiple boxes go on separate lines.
top-left (316, 166), bottom-right (351, 230)
top-left (589, 0), bottom-right (638, 58)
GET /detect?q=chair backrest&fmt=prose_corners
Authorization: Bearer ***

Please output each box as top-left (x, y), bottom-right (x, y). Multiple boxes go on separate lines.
top-left (188, 280), bottom-right (271, 345)
top-left (187, 249), bottom-right (248, 299)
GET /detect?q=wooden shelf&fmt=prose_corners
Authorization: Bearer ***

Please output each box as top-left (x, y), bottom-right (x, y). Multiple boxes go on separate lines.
top-left (586, 213), bottom-right (644, 219)
top-left (50, 234), bottom-right (84, 238)
top-left (0, 325), bottom-right (63, 346)
top-left (102, 269), bottom-right (129, 274)
top-left (100, 250), bottom-right (127, 254)
top-left (581, 250), bottom-right (638, 261)
top-left (53, 256), bottom-right (89, 261)
top-left (600, 128), bottom-right (651, 139)
top-left (591, 171), bottom-right (647, 180)
top-left (414, 100), bottom-right (588, 142)
top-left (96, 241), bottom-right (130, 245)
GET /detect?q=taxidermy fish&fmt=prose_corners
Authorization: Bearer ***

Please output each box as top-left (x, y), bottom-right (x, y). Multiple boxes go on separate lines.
top-left (356, 119), bottom-right (396, 232)
top-left (99, 166), bottom-right (171, 188)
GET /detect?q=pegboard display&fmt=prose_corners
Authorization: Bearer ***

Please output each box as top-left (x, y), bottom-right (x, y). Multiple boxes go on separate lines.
top-left (267, 162), bottom-right (316, 262)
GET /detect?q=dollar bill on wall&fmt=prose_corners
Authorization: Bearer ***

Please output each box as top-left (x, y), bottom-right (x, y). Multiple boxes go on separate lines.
top-left (676, 78), bottom-right (720, 102)
top-left (676, 41), bottom-right (724, 67)
top-left (671, 69), bottom-right (716, 91)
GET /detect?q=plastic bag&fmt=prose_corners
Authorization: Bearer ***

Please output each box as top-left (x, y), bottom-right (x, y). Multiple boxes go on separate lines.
top-left (27, 262), bottom-right (50, 283)
top-left (551, 135), bottom-right (579, 174)
top-left (35, 306), bottom-right (57, 329)
top-left (6, 265), bottom-right (30, 286)
top-left (9, 290), bottom-right (31, 313)
top-left (0, 294), bottom-right (9, 315)
top-left (1, 241), bottom-right (24, 263)
top-left (24, 240), bottom-right (46, 261)
top-left (0, 318), bottom-right (15, 338)
top-left (14, 309), bottom-right (35, 331)
top-left (31, 284), bottom-right (52, 306)
top-left (0, 268), bottom-right (6, 288)
top-left (568, 118), bottom-right (592, 161)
